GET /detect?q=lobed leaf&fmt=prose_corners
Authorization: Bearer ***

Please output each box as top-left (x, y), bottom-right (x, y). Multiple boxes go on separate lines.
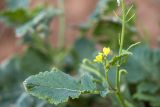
top-left (23, 68), bottom-right (97, 105)
top-left (124, 45), bottom-right (160, 83)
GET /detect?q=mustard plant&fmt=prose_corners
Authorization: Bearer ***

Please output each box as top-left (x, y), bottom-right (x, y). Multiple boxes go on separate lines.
top-left (23, 0), bottom-right (140, 107)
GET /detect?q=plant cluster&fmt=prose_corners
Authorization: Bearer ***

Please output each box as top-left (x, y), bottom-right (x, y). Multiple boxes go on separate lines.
top-left (0, 0), bottom-right (160, 107)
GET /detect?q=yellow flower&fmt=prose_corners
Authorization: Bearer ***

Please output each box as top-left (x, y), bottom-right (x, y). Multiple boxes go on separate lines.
top-left (103, 47), bottom-right (110, 56)
top-left (94, 53), bottom-right (103, 63)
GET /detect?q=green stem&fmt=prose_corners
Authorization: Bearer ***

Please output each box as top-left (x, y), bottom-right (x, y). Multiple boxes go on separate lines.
top-left (115, 0), bottom-right (126, 107)
top-left (119, 0), bottom-right (126, 54)
top-left (116, 92), bottom-right (126, 107)
top-left (105, 68), bottom-right (115, 90)
top-left (58, 0), bottom-right (65, 49)
top-left (103, 60), bottom-right (115, 90)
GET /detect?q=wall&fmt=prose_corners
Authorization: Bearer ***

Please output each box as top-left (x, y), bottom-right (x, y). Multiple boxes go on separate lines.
top-left (0, 0), bottom-right (160, 62)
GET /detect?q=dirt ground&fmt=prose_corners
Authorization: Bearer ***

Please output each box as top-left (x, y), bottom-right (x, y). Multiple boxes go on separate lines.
top-left (0, 0), bottom-right (160, 62)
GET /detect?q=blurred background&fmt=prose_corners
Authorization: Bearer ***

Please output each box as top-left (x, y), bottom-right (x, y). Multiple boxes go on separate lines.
top-left (0, 0), bottom-right (160, 61)
top-left (0, 0), bottom-right (160, 107)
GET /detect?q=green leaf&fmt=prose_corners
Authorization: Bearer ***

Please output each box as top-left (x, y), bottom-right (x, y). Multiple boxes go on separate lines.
top-left (106, 50), bottom-right (132, 68)
top-left (0, 8), bottom-right (33, 26)
top-left (93, 17), bottom-right (122, 36)
top-left (0, 57), bottom-right (20, 85)
top-left (19, 47), bottom-right (53, 75)
top-left (5, 0), bottom-right (29, 9)
top-left (137, 82), bottom-right (159, 94)
top-left (80, 73), bottom-right (96, 91)
top-left (23, 68), bottom-right (97, 105)
top-left (125, 100), bottom-right (136, 107)
top-left (124, 45), bottom-right (150, 83)
top-left (100, 90), bottom-right (109, 97)
top-left (79, 59), bottom-right (110, 97)
top-left (93, 17), bottom-right (137, 50)
top-left (73, 37), bottom-right (96, 61)
top-left (89, 0), bottom-right (117, 20)
top-left (80, 59), bottom-right (104, 80)
top-left (133, 93), bottom-right (160, 106)
top-left (16, 8), bottom-right (60, 38)
top-left (124, 45), bottom-right (160, 83)
top-left (14, 93), bottom-right (34, 107)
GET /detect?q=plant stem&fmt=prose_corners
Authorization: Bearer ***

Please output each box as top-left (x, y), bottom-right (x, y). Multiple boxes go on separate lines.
top-left (105, 68), bottom-right (115, 90)
top-left (58, 0), bottom-right (65, 49)
top-left (115, 0), bottom-right (126, 107)
top-left (119, 0), bottom-right (126, 54)
top-left (116, 92), bottom-right (126, 107)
